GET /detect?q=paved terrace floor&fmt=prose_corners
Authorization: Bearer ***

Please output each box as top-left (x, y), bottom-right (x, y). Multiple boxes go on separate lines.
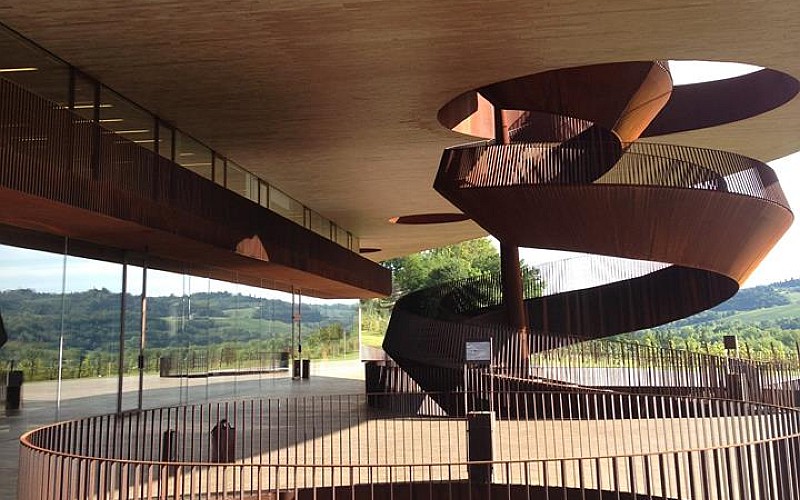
top-left (0, 359), bottom-right (366, 498)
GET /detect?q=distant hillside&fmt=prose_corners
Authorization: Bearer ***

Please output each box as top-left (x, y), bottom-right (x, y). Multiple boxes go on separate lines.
top-left (662, 278), bottom-right (800, 329)
top-left (623, 278), bottom-right (800, 357)
top-left (0, 288), bottom-right (357, 352)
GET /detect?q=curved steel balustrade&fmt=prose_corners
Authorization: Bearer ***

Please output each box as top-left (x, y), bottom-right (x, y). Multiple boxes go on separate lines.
top-left (19, 390), bottom-right (800, 499)
top-left (383, 141), bottom-right (792, 395)
top-left (384, 61), bottom-right (793, 396)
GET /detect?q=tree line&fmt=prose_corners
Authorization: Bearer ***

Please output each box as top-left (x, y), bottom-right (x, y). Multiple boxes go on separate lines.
top-left (0, 289), bottom-right (358, 381)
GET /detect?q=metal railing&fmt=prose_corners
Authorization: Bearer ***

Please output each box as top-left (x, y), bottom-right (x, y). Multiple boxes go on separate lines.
top-left (19, 390), bottom-right (800, 499)
top-left (0, 20), bottom-right (361, 252)
top-left (158, 350), bottom-right (290, 378)
top-left (436, 141), bottom-right (789, 208)
top-left (377, 332), bottom-right (800, 408)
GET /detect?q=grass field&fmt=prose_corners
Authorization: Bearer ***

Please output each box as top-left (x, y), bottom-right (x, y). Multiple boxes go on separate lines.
top-left (712, 290), bottom-right (800, 324)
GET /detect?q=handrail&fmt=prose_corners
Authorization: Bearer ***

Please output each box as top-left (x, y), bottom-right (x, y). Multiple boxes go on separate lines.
top-left (19, 390), bottom-right (800, 499)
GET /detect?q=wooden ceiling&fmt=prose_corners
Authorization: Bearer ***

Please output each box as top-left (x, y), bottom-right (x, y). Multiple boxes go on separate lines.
top-left (1, 0), bottom-right (798, 261)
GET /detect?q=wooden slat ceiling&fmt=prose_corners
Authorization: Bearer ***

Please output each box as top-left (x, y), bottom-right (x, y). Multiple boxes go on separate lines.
top-left (0, 0), bottom-right (798, 261)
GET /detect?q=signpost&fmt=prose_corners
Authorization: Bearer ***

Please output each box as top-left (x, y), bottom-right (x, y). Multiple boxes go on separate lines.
top-left (464, 339), bottom-right (494, 485)
top-left (465, 341), bottom-right (492, 365)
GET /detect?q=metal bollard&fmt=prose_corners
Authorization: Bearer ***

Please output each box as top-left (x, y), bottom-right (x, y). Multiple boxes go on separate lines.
top-left (211, 419), bottom-right (236, 463)
top-left (6, 370), bottom-right (23, 410)
top-left (467, 411), bottom-right (495, 484)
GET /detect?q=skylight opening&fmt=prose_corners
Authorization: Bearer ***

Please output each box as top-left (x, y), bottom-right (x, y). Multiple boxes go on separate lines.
top-left (668, 60), bottom-right (763, 86)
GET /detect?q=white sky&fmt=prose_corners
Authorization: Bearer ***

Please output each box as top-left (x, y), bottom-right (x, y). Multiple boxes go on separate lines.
top-left (668, 60), bottom-right (762, 85)
top-left (517, 152), bottom-right (800, 288)
top-left (0, 61), bottom-right (796, 297)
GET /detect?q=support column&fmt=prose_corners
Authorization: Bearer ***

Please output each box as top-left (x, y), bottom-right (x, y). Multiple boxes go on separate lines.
top-left (117, 257), bottom-right (127, 415)
top-left (137, 260), bottom-right (148, 411)
top-left (501, 244), bottom-right (530, 364)
top-left (495, 106), bottom-right (530, 372)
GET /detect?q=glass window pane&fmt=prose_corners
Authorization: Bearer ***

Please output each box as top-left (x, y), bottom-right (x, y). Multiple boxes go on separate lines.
top-left (71, 72), bottom-right (96, 122)
top-left (259, 181), bottom-right (269, 207)
top-left (175, 132), bottom-right (213, 180)
top-left (0, 25), bottom-right (69, 106)
top-left (336, 226), bottom-right (348, 247)
top-left (158, 123), bottom-right (173, 161)
top-left (308, 210), bottom-right (330, 238)
top-left (143, 266), bottom-right (204, 406)
top-left (213, 154), bottom-right (225, 186)
top-left (64, 72), bottom-right (96, 178)
top-left (246, 172), bottom-right (259, 202)
top-left (226, 162), bottom-right (247, 197)
top-left (100, 89), bottom-right (155, 151)
top-left (268, 186), bottom-right (304, 225)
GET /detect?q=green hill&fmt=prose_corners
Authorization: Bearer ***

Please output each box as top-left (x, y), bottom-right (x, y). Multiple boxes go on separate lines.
top-left (623, 278), bottom-right (800, 357)
top-left (0, 289), bottom-right (358, 380)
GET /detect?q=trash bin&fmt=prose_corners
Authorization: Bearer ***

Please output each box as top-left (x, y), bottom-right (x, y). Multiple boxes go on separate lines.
top-left (293, 359), bottom-right (310, 379)
top-left (159, 356), bottom-right (172, 377)
top-left (6, 370), bottom-right (23, 410)
top-left (279, 351), bottom-right (290, 369)
top-left (210, 419), bottom-right (235, 463)
top-left (467, 411), bottom-right (495, 484)
top-left (162, 429), bottom-right (177, 462)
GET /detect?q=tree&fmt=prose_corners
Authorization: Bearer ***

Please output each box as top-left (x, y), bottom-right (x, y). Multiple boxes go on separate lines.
top-left (383, 238), bottom-right (501, 296)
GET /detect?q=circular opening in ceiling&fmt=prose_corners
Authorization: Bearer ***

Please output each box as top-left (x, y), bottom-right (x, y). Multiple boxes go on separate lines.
top-left (668, 60), bottom-right (762, 86)
top-left (438, 61), bottom-right (799, 140)
top-left (389, 213), bottom-right (471, 225)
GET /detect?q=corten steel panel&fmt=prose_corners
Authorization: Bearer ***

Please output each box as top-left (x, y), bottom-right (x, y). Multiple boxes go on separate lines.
top-left (0, 78), bottom-right (390, 298)
top-left (383, 138), bottom-right (792, 393)
top-left (383, 61), bottom-right (793, 395)
top-left (461, 62), bottom-right (673, 143)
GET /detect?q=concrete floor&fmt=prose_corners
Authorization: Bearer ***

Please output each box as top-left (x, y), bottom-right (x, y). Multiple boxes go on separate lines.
top-left (1, 359), bottom-right (366, 499)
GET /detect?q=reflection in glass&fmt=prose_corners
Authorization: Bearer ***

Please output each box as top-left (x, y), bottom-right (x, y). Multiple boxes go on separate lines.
top-left (246, 172), bottom-right (259, 202)
top-left (269, 185), bottom-right (305, 226)
top-left (100, 89), bottom-right (155, 151)
top-left (308, 209), bottom-right (330, 237)
top-left (213, 154), bottom-right (226, 187)
top-left (259, 180), bottom-right (269, 208)
top-left (176, 132), bottom-right (213, 180)
top-left (0, 24), bottom-right (69, 105)
top-left (226, 162), bottom-right (247, 197)
top-left (158, 123), bottom-right (173, 161)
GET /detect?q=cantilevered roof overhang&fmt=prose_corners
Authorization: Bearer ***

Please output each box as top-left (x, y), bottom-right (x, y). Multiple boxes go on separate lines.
top-left (0, 0), bottom-right (798, 262)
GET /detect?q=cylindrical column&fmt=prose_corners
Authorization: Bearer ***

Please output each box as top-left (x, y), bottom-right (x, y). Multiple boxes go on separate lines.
top-left (137, 261), bottom-right (148, 411)
top-left (501, 243), bottom-right (530, 360)
top-left (116, 258), bottom-right (127, 415)
top-left (495, 106), bottom-right (530, 370)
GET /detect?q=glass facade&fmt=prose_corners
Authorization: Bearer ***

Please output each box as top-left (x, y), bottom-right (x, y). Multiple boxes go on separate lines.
top-left (0, 243), bottom-right (358, 412)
